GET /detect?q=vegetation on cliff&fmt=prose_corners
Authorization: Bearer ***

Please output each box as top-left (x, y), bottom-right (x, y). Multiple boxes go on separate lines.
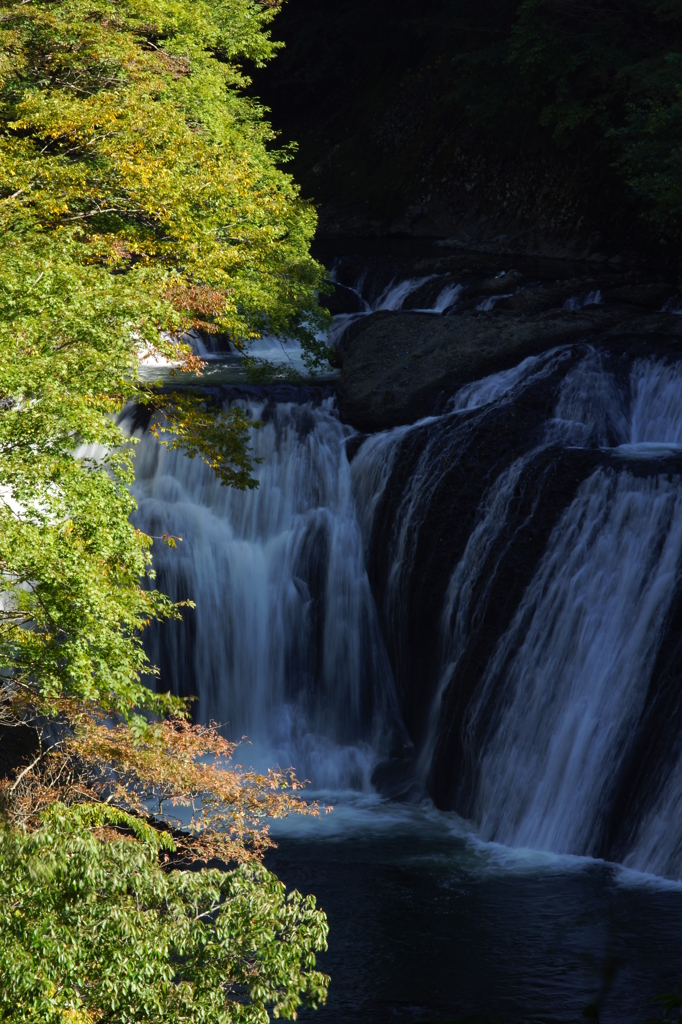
top-left (465, 0), bottom-right (682, 236)
top-left (256, 0), bottom-right (682, 248)
top-left (0, 0), bottom-right (329, 1018)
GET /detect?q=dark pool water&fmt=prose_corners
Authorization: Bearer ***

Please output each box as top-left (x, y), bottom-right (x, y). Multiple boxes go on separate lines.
top-left (264, 799), bottom-right (682, 1024)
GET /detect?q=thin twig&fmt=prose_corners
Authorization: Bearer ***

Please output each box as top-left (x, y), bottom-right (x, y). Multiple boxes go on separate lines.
top-left (10, 751), bottom-right (43, 793)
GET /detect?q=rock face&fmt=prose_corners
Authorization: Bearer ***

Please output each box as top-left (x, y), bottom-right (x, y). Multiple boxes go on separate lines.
top-left (336, 306), bottom-right (682, 432)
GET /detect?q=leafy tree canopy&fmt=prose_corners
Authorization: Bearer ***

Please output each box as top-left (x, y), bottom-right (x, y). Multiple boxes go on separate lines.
top-left (0, 802), bottom-right (329, 1023)
top-left (0, 0), bottom-right (328, 719)
top-left (449, 0), bottom-right (682, 235)
top-left (0, 6), bottom-right (332, 1020)
top-left (4, 713), bottom-right (324, 865)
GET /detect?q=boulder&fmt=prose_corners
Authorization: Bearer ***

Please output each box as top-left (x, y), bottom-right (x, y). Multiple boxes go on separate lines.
top-left (336, 306), bottom-right (682, 432)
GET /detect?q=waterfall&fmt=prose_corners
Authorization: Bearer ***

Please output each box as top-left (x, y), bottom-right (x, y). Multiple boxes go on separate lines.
top-left (630, 358), bottom-right (682, 446)
top-left (373, 275), bottom-right (440, 310)
top-left (128, 395), bottom-right (400, 790)
top-left (435, 355), bottom-right (682, 872)
top-left (563, 289), bottom-right (603, 310)
top-left (470, 469), bottom-right (682, 855)
top-left (415, 450), bottom-right (546, 787)
top-left (130, 337), bottom-right (682, 880)
top-left (330, 263), bottom-right (465, 316)
top-left (350, 347), bottom-right (682, 876)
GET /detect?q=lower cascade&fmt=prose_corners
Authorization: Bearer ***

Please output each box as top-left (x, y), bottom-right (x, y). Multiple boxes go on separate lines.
top-left (129, 345), bottom-right (682, 882)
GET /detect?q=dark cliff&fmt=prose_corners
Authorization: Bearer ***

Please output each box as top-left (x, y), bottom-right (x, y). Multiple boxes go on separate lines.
top-left (252, 0), bottom-right (682, 262)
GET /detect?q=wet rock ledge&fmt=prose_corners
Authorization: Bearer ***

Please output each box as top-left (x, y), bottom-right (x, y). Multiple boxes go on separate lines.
top-left (335, 287), bottom-right (682, 433)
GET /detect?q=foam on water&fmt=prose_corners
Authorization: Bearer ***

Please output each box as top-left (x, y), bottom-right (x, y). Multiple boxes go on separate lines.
top-left (267, 778), bottom-right (682, 896)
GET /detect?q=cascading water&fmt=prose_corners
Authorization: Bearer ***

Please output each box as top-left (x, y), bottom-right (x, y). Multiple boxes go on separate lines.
top-left (125, 250), bottom-right (682, 1020)
top-left (349, 347), bottom-right (682, 879)
top-left (325, 268), bottom-right (464, 352)
top-left (129, 395), bottom-right (401, 791)
top-left (129, 271), bottom-right (467, 787)
top-left (472, 468), bottom-right (682, 856)
top-left (457, 356), bottom-right (682, 871)
top-left (132, 256), bottom-right (682, 886)
top-left (564, 288), bottom-right (604, 310)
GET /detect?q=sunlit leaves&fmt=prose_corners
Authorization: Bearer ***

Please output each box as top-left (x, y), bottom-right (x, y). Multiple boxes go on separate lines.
top-left (0, 8), bottom-right (331, 1020)
top-left (0, 803), bottom-right (329, 1023)
top-left (3, 713), bottom-right (327, 864)
top-left (0, 0), bottom-right (327, 715)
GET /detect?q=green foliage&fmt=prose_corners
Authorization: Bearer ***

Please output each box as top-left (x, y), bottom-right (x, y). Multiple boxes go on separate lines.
top-left (0, 803), bottom-right (329, 1023)
top-left (455, 0), bottom-right (682, 235)
top-left (644, 989), bottom-right (682, 1022)
top-left (151, 393), bottom-right (262, 491)
top-left (262, 0), bottom-right (682, 241)
top-left (0, 9), bottom-right (332, 1020)
top-left (612, 53), bottom-right (682, 231)
top-left (0, 0), bottom-right (328, 718)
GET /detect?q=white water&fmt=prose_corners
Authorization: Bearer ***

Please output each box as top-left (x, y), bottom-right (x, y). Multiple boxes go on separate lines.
top-left (437, 356), bottom-right (682, 871)
top-left (129, 398), bottom-right (396, 790)
top-left (373, 275), bottom-right (439, 310)
top-left (416, 451), bottom-right (542, 785)
top-left (173, 272), bottom-right (466, 381)
top-left (548, 347), bottom-right (629, 446)
top-left (631, 359), bottom-right (682, 444)
top-left (349, 346), bottom-right (574, 673)
top-left (429, 282), bottom-right (463, 312)
top-left (447, 346), bottom-right (572, 413)
top-left (347, 348), bottom-right (682, 875)
top-left (476, 292), bottom-right (514, 311)
top-left (563, 289), bottom-right (603, 310)
top-left (471, 469), bottom-right (682, 855)
top-left (332, 267), bottom-right (464, 316)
